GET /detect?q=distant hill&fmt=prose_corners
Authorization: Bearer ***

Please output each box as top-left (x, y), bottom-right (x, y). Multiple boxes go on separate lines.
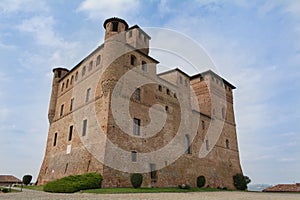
top-left (248, 184), bottom-right (272, 192)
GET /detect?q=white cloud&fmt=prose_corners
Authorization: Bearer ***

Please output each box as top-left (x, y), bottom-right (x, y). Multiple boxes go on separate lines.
top-left (0, 0), bottom-right (49, 14)
top-left (77, 0), bottom-right (140, 20)
top-left (17, 16), bottom-right (77, 49)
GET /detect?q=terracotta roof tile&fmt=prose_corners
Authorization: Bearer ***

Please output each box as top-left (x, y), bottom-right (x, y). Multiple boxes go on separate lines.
top-left (263, 184), bottom-right (300, 192)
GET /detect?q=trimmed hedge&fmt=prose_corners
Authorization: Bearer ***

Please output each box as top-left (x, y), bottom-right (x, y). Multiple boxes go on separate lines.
top-left (130, 173), bottom-right (143, 188)
top-left (23, 175), bottom-right (32, 185)
top-left (196, 175), bottom-right (206, 188)
top-left (233, 173), bottom-right (251, 191)
top-left (44, 172), bottom-right (103, 193)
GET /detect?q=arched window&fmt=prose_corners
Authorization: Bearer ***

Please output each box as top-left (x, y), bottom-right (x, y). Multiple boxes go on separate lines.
top-left (66, 79), bottom-right (69, 88)
top-left (87, 160), bottom-right (91, 172)
top-left (53, 133), bottom-right (58, 147)
top-left (88, 61), bottom-right (93, 71)
top-left (75, 72), bottom-right (78, 81)
top-left (130, 55), bottom-right (137, 66)
top-left (142, 61), bottom-right (147, 71)
top-left (82, 66), bottom-right (86, 77)
top-left (226, 139), bottom-right (230, 149)
top-left (185, 135), bottom-right (191, 154)
top-left (61, 82), bottom-right (65, 92)
top-left (222, 107), bottom-right (226, 119)
top-left (70, 76), bottom-right (74, 85)
top-left (112, 21), bottom-right (119, 32)
top-left (96, 55), bottom-right (101, 66)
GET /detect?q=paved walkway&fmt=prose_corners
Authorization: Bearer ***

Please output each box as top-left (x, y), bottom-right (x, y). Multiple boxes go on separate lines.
top-left (0, 190), bottom-right (299, 200)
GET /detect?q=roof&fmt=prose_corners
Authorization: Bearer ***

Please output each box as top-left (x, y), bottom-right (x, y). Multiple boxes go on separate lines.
top-left (0, 175), bottom-right (22, 183)
top-left (128, 25), bottom-right (151, 39)
top-left (158, 68), bottom-right (190, 78)
top-left (158, 68), bottom-right (236, 89)
top-left (263, 184), bottom-right (300, 192)
top-left (191, 70), bottom-right (236, 89)
top-left (103, 17), bottom-right (129, 30)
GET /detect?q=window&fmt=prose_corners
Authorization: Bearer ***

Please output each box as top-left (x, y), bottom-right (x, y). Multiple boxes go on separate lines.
top-left (226, 139), bottom-right (230, 149)
top-left (150, 163), bottom-right (157, 181)
top-left (82, 66), bottom-right (86, 77)
top-left (57, 71), bottom-right (61, 78)
top-left (82, 119), bottom-right (88, 136)
top-left (75, 72), bottom-right (78, 81)
top-left (138, 31), bottom-right (141, 38)
top-left (131, 151), bottom-right (137, 162)
top-left (144, 36), bottom-right (147, 42)
top-left (166, 89), bottom-right (170, 95)
top-left (133, 88), bottom-right (141, 101)
top-left (96, 55), bottom-right (101, 66)
top-left (185, 79), bottom-right (188, 86)
top-left (128, 30), bottom-right (132, 37)
top-left (142, 61), bottom-right (147, 71)
top-left (222, 107), bottom-right (225, 119)
top-left (200, 76), bottom-right (204, 81)
top-left (202, 120), bottom-right (205, 130)
top-left (64, 163), bottom-right (68, 174)
top-left (185, 135), bottom-right (191, 154)
top-left (87, 160), bottom-right (91, 172)
top-left (112, 21), bottom-right (118, 32)
top-left (158, 85), bottom-right (162, 91)
top-left (70, 98), bottom-right (74, 111)
top-left (68, 125), bottom-right (73, 141)
top-left (130, 55), bottom-right (137, 66)
top-left (165, 106), bottom-right (168, 111)
top-left (133, 118), bottom-right (140, 136)
top-left (88, 61), bottom-right (93, 71)
top-left (86, 88), bottom-right (91, 102)
top-left (61, 82), bottom-right (65, 92)
top-left (53, 133), bottom-right (58, 146)
top-left (174, 93), bottom-right (177, 98)
top-left (70, 76), bottom-right (74, 85)
top-left (206, 139), bottom-right (209, 151)
top-left (179, 76), bottom-right (183, 84)
top-left (66, 79), bottom-right (69, 88)
top-left (60, 104), bottom-right (64, 117)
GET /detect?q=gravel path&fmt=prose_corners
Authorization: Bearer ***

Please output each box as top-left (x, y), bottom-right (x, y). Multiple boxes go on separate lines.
top-left (0, 190), bottom-right (299, 200)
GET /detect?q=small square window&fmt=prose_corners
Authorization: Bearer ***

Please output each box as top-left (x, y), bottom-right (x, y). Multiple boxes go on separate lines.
top-left (86, 88), bottom-right (91, 102)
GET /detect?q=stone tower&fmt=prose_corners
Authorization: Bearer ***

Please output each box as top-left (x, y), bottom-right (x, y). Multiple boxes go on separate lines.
top-left (37, 17), bottom-right (243, 189)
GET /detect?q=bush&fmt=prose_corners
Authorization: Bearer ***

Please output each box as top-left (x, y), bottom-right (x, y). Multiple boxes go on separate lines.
top-left (178, 184), bottom-right (191, 189)
top-left (196, 175), bottom-right (206, 188)
top-left (43, 172), bottom-right (103, 193)
top-left (130, 173), bottom-right (143, 188)
top-left (233, 173), bottom-right (251, 190)
top-left (23, 175), bottom-right (33, 185)
top-left (1, 188), bottom-right (9, 193)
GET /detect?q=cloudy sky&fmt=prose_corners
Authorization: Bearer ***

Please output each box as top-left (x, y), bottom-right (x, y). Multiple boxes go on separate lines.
top-left (0, 0), bottom-right (299, 185)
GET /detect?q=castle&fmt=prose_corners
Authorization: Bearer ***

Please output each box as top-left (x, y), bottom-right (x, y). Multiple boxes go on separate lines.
top-left (37, 17), bottom-right (243, 188)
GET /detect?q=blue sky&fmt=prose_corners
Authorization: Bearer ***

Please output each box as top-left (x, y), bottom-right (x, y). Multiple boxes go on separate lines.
top-left (0, 0), bottom-right (299, 185)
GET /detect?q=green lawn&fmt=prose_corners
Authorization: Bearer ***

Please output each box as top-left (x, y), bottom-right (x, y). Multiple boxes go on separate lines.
top-left (83, 187), bottom-right (223, 194)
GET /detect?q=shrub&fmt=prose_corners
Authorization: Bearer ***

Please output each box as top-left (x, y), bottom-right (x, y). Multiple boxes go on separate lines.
top-left (130, 173), bottom-right (143, 188)
top-left (43, 172), bottom-right (103, 193)
top-left (196, 175), bottom-right (206, 188)
top-left (233, 173), bottom-right (251, 191)
top-left (178, 184), bottom-right (191, 189)
top-left (23, 175), bottom-right (33, 185)
top-left (1, 188), bottom-right (9, 193)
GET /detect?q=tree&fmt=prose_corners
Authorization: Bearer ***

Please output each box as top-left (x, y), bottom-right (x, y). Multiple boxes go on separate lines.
top-left (130, 173), bottom-right (143, 188)
top-left (22, 175), bottom-right (32, 185)
top-left (233, 174), bottom-right (251, 190)
top-left (196, 175), bottom-right (206, 188)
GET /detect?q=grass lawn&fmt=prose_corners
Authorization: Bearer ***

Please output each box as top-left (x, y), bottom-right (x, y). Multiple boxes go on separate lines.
top-left (83, 187), bottom-right (224, 194)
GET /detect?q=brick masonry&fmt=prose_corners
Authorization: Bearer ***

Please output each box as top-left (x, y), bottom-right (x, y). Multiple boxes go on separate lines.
top-left (37, 17), bottom-right (243, 189)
